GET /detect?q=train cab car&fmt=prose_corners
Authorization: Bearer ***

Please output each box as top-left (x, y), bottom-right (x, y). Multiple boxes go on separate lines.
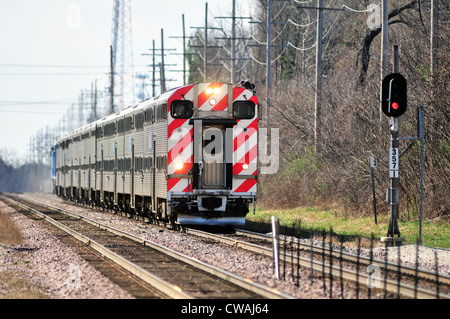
top-left (51, 144), bottom-right (57, 193)
top-left (167, 82), bottom-right (258, 225)
top-left (53, 81), bottom-right (258, 227)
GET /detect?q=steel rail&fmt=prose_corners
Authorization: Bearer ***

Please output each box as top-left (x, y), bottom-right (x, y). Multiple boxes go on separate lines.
top-left (186, 228), bottom-right (449, 299)
top-left (236, 228), bottom-right (450, 286)
top-left (15, 195), bottom-right (295, 299)
top-left (3, 195), bottom-right (191, 299)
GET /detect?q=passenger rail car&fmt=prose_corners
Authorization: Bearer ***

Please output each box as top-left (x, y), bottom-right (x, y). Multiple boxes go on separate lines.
top-left (52, 82), bottom-right (258, 226)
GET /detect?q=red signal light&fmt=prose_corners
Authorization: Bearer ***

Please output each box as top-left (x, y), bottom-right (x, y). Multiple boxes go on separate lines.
top-left (391, 102), bottom-right (399, 110)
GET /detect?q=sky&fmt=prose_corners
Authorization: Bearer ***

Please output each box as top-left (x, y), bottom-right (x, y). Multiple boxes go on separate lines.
top-left (0, 0), bottom-right (252, 163)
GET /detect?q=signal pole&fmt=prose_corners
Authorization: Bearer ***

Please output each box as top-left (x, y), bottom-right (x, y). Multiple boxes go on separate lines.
top-left (381, 46), bottom-right (406, 246)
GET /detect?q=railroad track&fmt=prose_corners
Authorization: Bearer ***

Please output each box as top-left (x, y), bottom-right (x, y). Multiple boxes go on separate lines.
top-left (184, 227), bottom-right (450, 299)
top-left (1, 194), bottom-right (294, 299)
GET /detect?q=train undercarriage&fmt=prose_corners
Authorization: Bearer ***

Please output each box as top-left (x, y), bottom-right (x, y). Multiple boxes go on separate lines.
top-left (54, 185), bottom-right (252, 228)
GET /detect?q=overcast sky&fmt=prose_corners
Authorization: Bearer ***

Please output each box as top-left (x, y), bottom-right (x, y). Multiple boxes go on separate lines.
top-left (0, 0), bottom-right (253, 163)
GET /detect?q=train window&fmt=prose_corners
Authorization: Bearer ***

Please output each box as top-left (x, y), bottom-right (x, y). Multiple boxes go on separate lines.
top-left (162, 103), bottom-right (168, 119)
top-left (233, 101), bottom-right (255, 119)
top-left (144, 156), bottom-right (153, 172)
top-left (145, 108), bottom-right (154, 124)
top-left (124, 116), bottom-right (132, 131)
top-left (135, 157), bottom-right (143, 172)
top-left (118, 117), bottom-right (132, 133)
top-left (156, 105), bottom-right (161, 122)
top-left (171, 100), bottom-right (193, 119)
top-left (96, 127), bottom-right (102, 138)
top-left (104, 122), bottom-right (116, 137)
top-left (135, 112), bottom-right (144, 130)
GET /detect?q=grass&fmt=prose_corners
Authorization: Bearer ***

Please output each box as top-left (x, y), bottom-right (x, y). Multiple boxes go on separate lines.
top-left (0, 204), bottom-right (50, 299)
top-left (0, 272), bottom-right (50, 299)
top-left (0, 207), bottom-right (24, 246)
top-left (246, 205), bottom-right (450, 249)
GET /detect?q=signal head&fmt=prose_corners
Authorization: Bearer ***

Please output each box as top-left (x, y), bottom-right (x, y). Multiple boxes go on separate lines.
top-left (381, 73), bottom-right (407, 117)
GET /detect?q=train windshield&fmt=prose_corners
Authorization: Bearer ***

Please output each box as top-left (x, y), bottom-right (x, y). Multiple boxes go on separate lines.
top-left (233, 101), bottom-right (255, 119)
top-left (171, 100), bottom-right (194, 119)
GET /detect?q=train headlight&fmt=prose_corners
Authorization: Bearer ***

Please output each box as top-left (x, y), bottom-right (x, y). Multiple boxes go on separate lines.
top-left (175, 162), bottom-right (184, 170)
top-left (242, 163), bottom-right (249, 170)
top-left (209, 98), bottom-right (217, 106)
top-left (205, 87), bottom-right (221, 95)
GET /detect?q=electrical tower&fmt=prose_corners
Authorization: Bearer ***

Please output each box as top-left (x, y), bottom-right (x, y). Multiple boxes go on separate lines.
top-left (111, 0), bottom-right (135, 113)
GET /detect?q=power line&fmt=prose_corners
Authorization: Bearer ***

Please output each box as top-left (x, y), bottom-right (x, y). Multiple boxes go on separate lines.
top-left (0, 63), bottom-right (149, 68)
top-left (0, 99), bottom-right (76, 105)
top-left (0, 72), bottom-right (108, 76)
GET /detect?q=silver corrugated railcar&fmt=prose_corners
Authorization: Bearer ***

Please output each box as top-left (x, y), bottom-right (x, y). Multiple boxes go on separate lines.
top-left (52, 81), bottom-right (258, 227)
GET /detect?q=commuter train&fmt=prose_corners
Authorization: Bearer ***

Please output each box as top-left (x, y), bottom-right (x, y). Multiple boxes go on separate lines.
top-left (51, 81), bottom-right (258, 226)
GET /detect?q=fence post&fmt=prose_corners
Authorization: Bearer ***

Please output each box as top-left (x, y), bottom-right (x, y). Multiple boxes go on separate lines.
top-left (271, 216), bottom-right (280, 280)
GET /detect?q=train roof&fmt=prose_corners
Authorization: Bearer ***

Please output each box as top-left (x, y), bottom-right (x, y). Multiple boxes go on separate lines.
top-left (55, 82), bottom-right (251, 144)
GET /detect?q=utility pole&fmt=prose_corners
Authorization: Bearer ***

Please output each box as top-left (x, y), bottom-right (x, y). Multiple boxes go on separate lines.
top-left (231, 0), bottom-right (236, 84)
top-left (79, 90), bottom-right (84, 128)
top-left (215, 1), bottom-right (252, 84)
top-left (314, 0), bottom-right (323, 155)
top-left (110, 45), bottom-right (115, 114)
top-left (91, 80), bottom-right (97, 121)
top-left (380, 0), bottom-right (389, 124)
top-left (161, 28), bottom-right (166, 93)
top-left (266, 0), bottom-right (272, 120)
top-left (203, 2), bottom-right (209, 81)
top-left (295, 1), bottom-right (345, 154)
top-left (170, 14), bottom-right (199, 86)
top-left (430, 0), bottom-right (438, 85)
top-left (142, 37), bottom-right (176, 95)
top-left (183, 14), bottom-right (186, 85)
top-left (152, 39), bottom-right (156, 96)
top-left (191, 3), bottom-right (222, 83)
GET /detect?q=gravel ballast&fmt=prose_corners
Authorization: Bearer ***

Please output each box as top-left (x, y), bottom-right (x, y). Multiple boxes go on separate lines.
top-left (0, 200), bottom-right (133, 299)
top-left (1, 194), bottom-right (449, 299)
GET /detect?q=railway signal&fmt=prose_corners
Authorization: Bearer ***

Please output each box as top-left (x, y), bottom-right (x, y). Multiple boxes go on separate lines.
top-left (382, 73), bottom-right (407, 117)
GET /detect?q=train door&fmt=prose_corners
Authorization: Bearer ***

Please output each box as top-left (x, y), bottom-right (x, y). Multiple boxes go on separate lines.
top-left (70, 159), bottom-right (74, 198)
top-left (130, 140), bottom-right (135, 209)
top-left (100, 146), bottom-right (104, 203)
top-left (88, 155), bottom-right (91, 201)
top-left (152, 138), bottom-right (156, 214)
top-left (63, 152), bottom-right (67, 198)
top-left (78, 156), bottom-right (81, 200)
top-left (114, 144), bottom-right (118, 206)
top-left (202, 125), bottom-right (225, 189)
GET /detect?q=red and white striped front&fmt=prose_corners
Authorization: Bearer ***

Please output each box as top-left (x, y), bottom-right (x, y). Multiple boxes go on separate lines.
top-left (167, 83), bottom-right (258, 196)
top-left (167, 85), bottom-right (194, 193)
top-left (197, 83), bottom-right (229, 111)
top-left (231, 86), bottom-right (258, 194)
